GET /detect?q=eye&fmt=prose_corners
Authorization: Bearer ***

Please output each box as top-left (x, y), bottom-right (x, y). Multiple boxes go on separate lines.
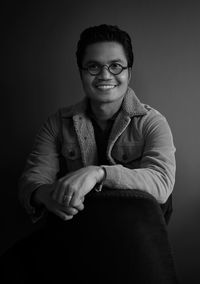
top-left (110, 63), bottom-right (122, 69)
top-left (87, 63), bottom-right (100, 71)
top-left (110, 63), bottom-right (120, 68)
top-left (109, 63), bottom-right (123, 72)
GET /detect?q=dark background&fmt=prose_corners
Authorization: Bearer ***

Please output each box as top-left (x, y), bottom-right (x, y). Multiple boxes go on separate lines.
top-left (1, 0), bottom-right (200, 283)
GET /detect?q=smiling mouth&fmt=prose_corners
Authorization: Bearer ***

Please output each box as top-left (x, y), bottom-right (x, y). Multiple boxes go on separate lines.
top-left (95, 84), bottom-right (117, 90)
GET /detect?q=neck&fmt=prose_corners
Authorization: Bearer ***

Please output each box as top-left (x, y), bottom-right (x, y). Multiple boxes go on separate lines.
top-left (90, 99), bottom-right (123, 121)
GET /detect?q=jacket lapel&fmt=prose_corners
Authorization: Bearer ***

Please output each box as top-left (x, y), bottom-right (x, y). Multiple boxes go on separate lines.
top-left (71, 88), bottom-right (147, 167)
top-left (107, 112), bottom-right (131, 164)
top-left (107, 88), bottom-right (147, 164)
top-left (73, 113), bottom-right (98, 166)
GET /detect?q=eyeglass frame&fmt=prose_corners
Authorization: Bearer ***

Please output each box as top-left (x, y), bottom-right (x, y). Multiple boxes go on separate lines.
top-left (81, 62), bottom-right (130, 76)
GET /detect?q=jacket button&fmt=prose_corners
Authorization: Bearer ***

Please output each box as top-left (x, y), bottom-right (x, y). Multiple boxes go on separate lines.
top-left (69, 150), bottom-right (75, 157)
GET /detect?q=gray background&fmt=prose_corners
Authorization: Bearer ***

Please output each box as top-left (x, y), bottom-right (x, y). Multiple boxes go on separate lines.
top-left (1, 0), bottom-right (200, 283)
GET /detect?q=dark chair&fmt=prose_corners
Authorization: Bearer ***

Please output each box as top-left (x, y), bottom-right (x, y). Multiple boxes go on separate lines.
top-left (0, 188), bottom-right (178, 284)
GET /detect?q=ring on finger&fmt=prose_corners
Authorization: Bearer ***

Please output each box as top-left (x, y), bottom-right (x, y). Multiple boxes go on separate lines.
top-left (63, 194), bottom-right (72, 203)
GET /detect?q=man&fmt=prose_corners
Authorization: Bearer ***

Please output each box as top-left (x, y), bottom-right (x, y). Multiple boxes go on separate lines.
top-left (0, 24), bottom-right (177, 284)
top-left (19, 24), bottom-right (176, 224)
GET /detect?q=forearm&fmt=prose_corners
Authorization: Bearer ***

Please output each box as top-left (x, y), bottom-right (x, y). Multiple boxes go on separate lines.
top-left (31, 184), bottom-right (51, 207)
top-left (102, 164), bottom-right (175, 204)
top-left (30, 166), bottom-right (105, 220)
top-left (101, 111), bottom-right (176, 204)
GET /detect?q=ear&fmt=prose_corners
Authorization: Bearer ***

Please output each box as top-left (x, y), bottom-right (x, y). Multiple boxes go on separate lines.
top-left (128, 67), bottom-right (132, 84)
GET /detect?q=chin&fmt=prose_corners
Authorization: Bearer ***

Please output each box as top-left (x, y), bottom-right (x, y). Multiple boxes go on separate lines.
top-left (92, 94), bottom-right (123, 104)
top-left (86, 85), bottom-right (127, 103)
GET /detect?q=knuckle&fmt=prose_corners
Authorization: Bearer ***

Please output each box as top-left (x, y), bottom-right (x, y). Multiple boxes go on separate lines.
top-left (68, 184), bottom-right (76, 193)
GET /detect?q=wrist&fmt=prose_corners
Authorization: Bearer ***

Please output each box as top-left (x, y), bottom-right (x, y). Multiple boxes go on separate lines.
top-left (95, 166), bottom-right (107, 192)
top-left (31, 187), bottom-right (43, 207)
top-left (99, 166), bottom-right (106, 182)
top-left (31, 185), bottom-right (50, 207)
top-left (95, 166), bottom-right (106, 183)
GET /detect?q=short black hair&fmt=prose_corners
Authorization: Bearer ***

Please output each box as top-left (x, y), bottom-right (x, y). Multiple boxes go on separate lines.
top-left (76, 24), bottom-right (134, 69)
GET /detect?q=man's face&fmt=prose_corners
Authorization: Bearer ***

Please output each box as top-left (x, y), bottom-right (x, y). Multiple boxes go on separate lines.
top-left (80, 41), bottom-right (131, 105)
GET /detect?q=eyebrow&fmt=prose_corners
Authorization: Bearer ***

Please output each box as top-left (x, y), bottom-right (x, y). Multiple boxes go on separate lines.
top-left (85, 59), bottom-right (125, 65)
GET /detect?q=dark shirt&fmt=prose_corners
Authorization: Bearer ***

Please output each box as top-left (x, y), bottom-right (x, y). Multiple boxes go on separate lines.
top-left (87, 104), bottom-right (120, 165)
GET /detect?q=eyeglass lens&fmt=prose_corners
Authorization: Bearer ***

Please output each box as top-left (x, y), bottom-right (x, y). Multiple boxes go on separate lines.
top-left (89, 64), bottom-right (124, 75)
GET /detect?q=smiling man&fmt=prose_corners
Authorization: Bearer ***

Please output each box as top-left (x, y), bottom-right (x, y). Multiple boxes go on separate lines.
top-left (81, 41), bottom-right (131, 105)
top-left (0, 24), bottom-right (178, 284)
top-left (19, 24), bottom-right (176, 224)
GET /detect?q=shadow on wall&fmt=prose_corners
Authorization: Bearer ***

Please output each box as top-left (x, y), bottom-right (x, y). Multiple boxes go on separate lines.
top-left (168, 148), bottom-right (200, 284)
top-left (1, 94), bottom-right (44, 255)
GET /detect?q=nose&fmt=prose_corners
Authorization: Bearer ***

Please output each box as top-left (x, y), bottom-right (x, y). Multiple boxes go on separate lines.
top-left (98, 66), bottom-right (112, 79)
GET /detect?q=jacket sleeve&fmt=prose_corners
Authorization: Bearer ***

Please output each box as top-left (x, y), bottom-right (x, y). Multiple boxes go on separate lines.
top-left (18, 111), bottom-right (61, 221)
top-left (103, 113), bottom-right (176, 204)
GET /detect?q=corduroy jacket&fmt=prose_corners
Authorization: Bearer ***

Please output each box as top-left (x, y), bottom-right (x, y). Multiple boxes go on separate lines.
top-left (19, 88), bottom-right (176, 218)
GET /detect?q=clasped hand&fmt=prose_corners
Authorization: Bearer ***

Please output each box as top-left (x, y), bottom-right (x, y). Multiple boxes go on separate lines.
top-left (35, 166), bottom-right (104, 221)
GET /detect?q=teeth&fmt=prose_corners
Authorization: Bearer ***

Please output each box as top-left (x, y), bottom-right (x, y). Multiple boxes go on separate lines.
top-left (96, 85), bottom-right (116, 90)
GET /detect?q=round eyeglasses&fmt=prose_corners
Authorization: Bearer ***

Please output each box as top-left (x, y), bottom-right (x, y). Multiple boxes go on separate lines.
top-left (81, 63), bottom-right (129, 76)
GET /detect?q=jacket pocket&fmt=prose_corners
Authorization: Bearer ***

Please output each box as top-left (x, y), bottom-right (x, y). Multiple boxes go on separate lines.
top-left (61, 143), bottom-right (82, 171)
top-left (111, 143), bottom-right (144, 168)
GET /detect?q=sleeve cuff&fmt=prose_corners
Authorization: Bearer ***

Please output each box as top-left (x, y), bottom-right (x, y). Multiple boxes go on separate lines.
top-left (94, 166), bottom-right (107, 192)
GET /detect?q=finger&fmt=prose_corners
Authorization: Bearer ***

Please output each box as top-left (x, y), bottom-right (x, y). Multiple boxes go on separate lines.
top-left (74, 202), bottom-right (84, 211)
top-left (53, 209), bottom-right (73, 221)
top-left (69, 191), bottom-right (81, 208)
top-left (57, 180), bottom-right (68, 204)
top-left (56, 180), bottom-right (75, 206)
top-left (52, 180), bottom-right (71, 205)
top-left (62, 193), bottom-right (73, 207)
top-left (51, 180), bottom-right (62, 201)
top-left (61, 206), bottom-right (78, 216)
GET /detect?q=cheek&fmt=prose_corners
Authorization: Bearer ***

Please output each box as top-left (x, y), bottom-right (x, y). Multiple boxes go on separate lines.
top-left (117, 74), bottom-right (129, 86)
top-left (82, 76), bottom-right (93, 90)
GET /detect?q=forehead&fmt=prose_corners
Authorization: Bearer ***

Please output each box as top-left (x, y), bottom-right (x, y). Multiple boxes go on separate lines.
top-left (82, 41), bottom-right (127, 64)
